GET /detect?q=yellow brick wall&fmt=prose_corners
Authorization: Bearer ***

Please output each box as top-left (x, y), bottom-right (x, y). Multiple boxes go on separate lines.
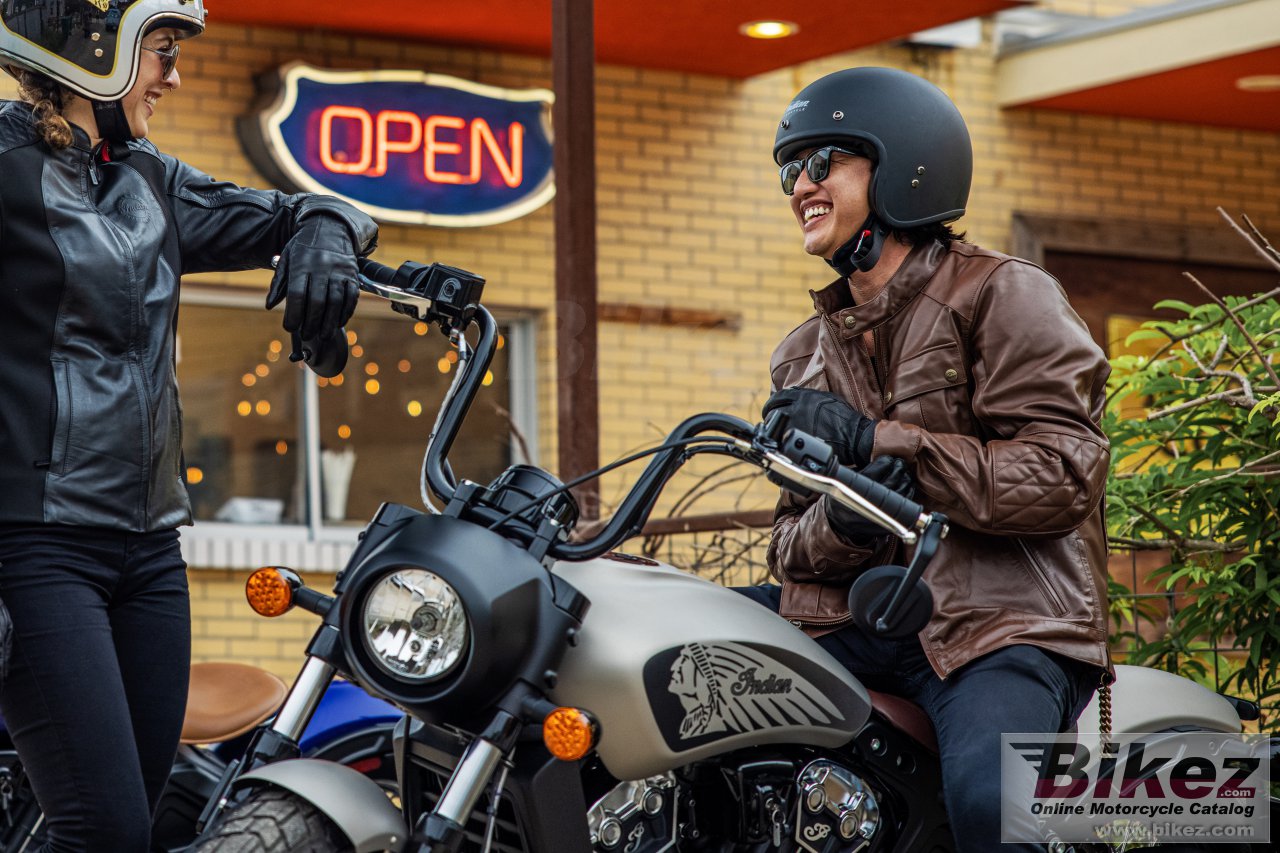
top-left (4, 17), bottom-right (1278, 680)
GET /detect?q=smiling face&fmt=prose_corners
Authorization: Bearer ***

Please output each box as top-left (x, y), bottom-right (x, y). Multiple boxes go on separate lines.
top-left (120, 27), bottom-right (183, 139)
top-left (788, 147), bottom-right (873, 260)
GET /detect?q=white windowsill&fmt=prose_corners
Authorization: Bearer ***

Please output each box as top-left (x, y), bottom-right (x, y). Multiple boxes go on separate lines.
top-left (179, 521), bottom-right (362, 574)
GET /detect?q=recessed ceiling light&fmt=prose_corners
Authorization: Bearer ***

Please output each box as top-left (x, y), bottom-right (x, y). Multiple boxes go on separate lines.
top-left (740, 20), bottom-right (799, 39)
top-left (1236, 75), bottom-right (1280, 92)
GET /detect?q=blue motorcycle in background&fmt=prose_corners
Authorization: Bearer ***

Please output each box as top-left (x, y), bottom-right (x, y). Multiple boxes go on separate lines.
top-left (0, 660), bottom-right (399, 851)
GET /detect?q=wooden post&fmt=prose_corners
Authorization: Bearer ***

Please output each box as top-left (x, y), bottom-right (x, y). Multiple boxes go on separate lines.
top-left (552, 0), bottom-right (600, 517)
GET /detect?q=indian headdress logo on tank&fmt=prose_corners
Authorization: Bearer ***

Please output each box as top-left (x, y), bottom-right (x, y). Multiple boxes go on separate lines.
top-left (239, 62), bottom-right (555, 227)
top-left (665, 641), bottom-right (843, 739)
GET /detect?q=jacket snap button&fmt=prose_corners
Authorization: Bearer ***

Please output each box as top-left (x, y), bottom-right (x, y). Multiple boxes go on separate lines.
top-left (884, 391), bottom-right (893, 404)
top-left (944, 368), bottom-right (958, 381)
top-left (842, 316), bottom-right (856, 329)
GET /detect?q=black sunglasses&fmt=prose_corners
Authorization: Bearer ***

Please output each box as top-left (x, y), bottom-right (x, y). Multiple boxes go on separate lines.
top-left (779, 145), bottom-right (863, 196)
top-left (142, 43), bottom-right (180, 80)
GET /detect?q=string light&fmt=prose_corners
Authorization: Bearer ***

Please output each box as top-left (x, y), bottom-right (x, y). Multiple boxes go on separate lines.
top-left (365, 379), bottom-right (381, 395)
top-left (237, 401), bottom-right (252, 416)
top-left (437, 357), bottom-right (450, 374)
top-left (351, 344), bottom-right (364, 358)
top-left (242, 373), bottom-right (256, 387)
top-left (398, 359), bottom-right (411, 373)
top-left (187, 466), bottom-right (204, 484)
top-left (364, 362), bottom-right (379, 376)
top-left (275, 441), bottom-right (288, 455)
top-left (407, 400), bottom-right (422, 417)
top-left (337, 424), bottom-right (352, 439)
top-left (269, 340), bottom-right (283, 353)
top-left (255, 400), bottom-right (271, 415)
top-left (255, 364), bottom-right (270, 377)
top-left (346, 330), bottom-right (359, 345)
top-left (414, 322), bottom-right (428, 336)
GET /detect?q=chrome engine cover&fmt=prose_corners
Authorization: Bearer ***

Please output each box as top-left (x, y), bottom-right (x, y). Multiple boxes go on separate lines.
top-left (795, 759), bottom-right (881, 853)
top-left (588, 774), bottom-right (678, 853)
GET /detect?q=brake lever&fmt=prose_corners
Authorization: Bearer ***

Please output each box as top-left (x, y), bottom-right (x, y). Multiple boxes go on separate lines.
top-left (737, 437), bottom-right (927, 544)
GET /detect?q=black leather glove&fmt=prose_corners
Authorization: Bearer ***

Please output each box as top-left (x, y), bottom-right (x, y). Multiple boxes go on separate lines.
top-left (762, 387), bottom-right (877, 469)
top-left (267, 212), bottom-right (361, 341)
top-left (824, 455), bottom-right (917, 541)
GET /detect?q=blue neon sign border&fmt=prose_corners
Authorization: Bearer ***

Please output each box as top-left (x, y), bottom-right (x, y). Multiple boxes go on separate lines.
top-left (249, 61), bottom-right (556, 228)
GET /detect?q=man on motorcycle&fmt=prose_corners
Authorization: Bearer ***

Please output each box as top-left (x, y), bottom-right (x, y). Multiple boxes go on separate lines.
top-left (749, 66), bottom-right (1113, 851)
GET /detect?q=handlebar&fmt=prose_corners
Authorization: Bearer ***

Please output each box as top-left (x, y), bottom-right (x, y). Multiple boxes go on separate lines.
top-left (768, 428), bottom-right (929, 542)
top-left (323, 255), bottom-right (946, 561)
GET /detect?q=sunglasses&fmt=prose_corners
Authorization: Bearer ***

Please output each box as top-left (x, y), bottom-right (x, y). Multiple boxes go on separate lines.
top-left (142, 43), bottom-right (180, 80)
top-left (779, 145), bottom-right (864, 196)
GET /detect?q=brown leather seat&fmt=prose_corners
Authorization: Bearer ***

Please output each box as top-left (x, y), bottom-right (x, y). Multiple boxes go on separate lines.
top-left (180, 661), bottom-right (288, 745)
top-left (867, 689), bottom-right (938, 753)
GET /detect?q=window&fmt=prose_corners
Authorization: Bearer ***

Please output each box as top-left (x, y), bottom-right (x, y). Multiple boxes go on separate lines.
top-left (176, 294), bottom-right (531, 535)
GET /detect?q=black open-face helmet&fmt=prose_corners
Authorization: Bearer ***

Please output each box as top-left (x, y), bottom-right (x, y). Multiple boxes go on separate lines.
top-left (774, 67), bottom-right (972, 233)
top-left (1, 1), bottom-right (205, 141)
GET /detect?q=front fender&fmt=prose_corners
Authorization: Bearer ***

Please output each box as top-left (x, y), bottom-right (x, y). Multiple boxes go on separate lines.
top-left (237, 759), bottom-right (406, 853)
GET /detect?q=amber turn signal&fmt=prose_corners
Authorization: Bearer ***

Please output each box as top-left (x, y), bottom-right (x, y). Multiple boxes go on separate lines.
top-left (245, 566), bottom-right (300, 617)
top-left (542, 706), bottom-right (599, 762)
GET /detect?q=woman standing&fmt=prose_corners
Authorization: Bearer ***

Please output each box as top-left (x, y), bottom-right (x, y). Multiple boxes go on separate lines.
top-left (0, 2), bottom-right (377, 849)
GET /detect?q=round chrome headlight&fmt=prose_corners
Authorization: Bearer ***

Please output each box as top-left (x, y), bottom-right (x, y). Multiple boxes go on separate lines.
top-left (360, 568), bottom-right (469, 682)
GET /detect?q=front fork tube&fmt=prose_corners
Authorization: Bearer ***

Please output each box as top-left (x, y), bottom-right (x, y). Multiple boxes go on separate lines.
top-left (418, 712), bottom-right (520, 853)
top-left (196, 656), bottom-right (338, 832)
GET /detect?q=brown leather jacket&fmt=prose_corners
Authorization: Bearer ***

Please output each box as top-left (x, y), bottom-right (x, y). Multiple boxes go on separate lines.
top-left (767, 239), bottom-right (1111, 679)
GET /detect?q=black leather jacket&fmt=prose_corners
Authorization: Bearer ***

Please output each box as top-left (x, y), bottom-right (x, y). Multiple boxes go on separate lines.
top-left (0, 100), bottom-right (377, 532)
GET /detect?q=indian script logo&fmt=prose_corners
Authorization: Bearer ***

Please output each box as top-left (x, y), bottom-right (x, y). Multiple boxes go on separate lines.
top-left (666, 641), bottom-right (842, 739)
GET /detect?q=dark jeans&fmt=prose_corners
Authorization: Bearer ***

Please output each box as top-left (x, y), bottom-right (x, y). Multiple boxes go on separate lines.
top-left (0, 524), bottom-right (191, 853)
top-left (736, 584), bottom-right (1100, 853)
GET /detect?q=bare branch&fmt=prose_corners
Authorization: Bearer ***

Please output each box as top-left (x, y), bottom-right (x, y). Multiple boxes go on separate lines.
top-left (1150, 287), bottom-right (1280, 351)
top-left (1221, 207), bottom-right (1280, 271)
top-left (1173, 450), bottom-right (1280, 496)
top-left (1130, 502), bottom-right (1181, 540)
top-left (1146, 389), bottom-right (1255, 420)
top-left (1109, 536), bottom-right (1247, 553)
top-left (1183, 271), bottom-right (1280, 390)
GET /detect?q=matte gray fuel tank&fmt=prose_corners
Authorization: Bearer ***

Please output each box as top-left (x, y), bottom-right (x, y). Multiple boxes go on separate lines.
top-left (549, 554), bottom-right (871, 781)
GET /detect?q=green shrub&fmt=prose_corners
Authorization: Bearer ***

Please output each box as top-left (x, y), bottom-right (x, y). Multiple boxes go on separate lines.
top-left (1105, 212), bottom-right (1280, 729)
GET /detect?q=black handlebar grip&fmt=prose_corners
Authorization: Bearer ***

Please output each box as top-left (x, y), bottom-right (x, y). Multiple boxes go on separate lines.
top-left (357, 256), bottom-right (398, 286)
top-left (292, 328), bottom-right (348, 378)
top-left (829, 462), bottom-right (924, 531)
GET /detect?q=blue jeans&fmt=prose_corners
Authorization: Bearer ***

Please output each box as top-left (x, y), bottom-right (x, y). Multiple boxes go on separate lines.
top-left (736, 583), bottom-right (1100, 853)
top-left (0, 524), bottom-right (191, 853)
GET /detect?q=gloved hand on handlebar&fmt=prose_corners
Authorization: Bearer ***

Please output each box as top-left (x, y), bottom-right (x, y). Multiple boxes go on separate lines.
top-left (762, 388), bottom-right (877, 469)
top-left (824, 455), bottom-right (917, 541)
top-left (267, 211), bottom-right (362, 342)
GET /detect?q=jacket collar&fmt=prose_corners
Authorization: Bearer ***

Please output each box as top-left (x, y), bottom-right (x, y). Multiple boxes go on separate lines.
top-left (809, 239), bottom-right (950, 336)
top-left (0, 99), bottom-right (95, 153)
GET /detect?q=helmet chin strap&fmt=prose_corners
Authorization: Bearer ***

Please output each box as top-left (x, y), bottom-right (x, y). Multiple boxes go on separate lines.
top-left (827, 213), bottom-right (889, 277)
top-left (90, 99), bottom-right (134, 160)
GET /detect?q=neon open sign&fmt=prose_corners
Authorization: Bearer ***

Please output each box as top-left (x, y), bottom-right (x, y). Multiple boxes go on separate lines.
top-left (239, 63), bottom-right (555, 227)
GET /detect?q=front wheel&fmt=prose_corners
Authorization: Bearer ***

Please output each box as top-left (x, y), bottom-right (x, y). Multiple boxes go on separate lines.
top-left (195, 787), bottom-right (349, 853)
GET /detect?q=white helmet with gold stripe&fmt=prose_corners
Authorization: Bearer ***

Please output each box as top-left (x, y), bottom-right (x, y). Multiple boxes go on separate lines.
top-left (1, 0), bottom-right (205, 101)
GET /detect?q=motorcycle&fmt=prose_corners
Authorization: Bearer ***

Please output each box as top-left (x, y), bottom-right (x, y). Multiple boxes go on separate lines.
top-left (191, 256), bottom-right (1276, 853)
top-left (0, 661), bottom-right (400, 851)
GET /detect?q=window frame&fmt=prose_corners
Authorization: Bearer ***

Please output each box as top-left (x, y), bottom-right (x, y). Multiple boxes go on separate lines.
top-left (176, 285), bottom-right (537, 567)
